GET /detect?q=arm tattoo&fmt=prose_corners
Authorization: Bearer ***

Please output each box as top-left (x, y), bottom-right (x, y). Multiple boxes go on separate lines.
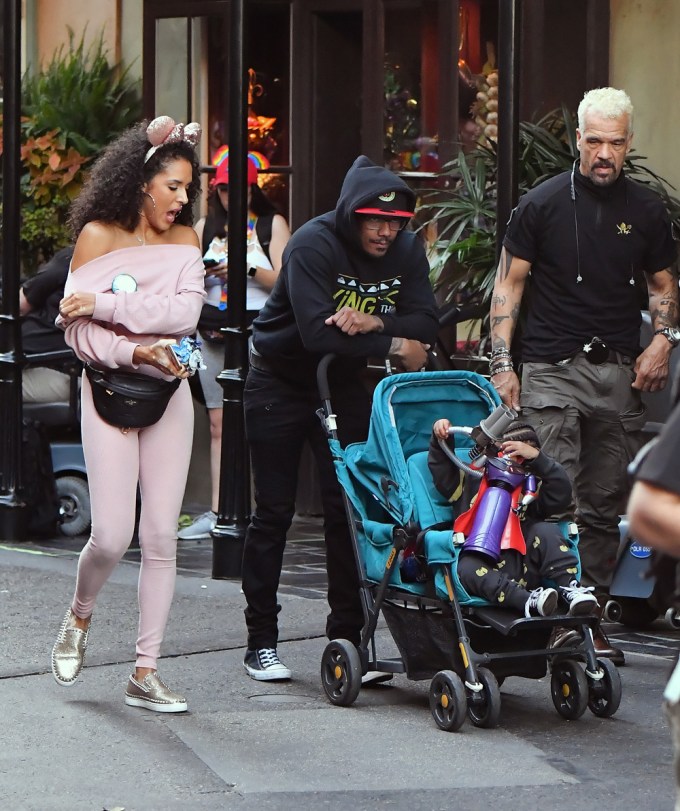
top-left (648, 268), bottom-right (679, 328)
top-left (388, 337), bottom-right (403, 356)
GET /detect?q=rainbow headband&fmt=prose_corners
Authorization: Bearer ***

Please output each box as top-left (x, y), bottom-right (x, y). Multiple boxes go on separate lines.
top-left (212, 147), bottom-right (270, 172)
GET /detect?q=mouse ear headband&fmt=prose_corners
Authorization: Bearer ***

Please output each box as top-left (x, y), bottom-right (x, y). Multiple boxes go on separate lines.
top-left (144, 116), bottom-right (202, 163)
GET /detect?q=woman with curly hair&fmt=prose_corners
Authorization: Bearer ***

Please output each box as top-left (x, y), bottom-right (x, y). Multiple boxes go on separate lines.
top-left (51, 117), bottom-right (205, 712)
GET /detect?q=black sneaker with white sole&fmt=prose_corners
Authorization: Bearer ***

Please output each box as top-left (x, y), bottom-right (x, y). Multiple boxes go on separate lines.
top-left (244, 648), bottom-right (292, 681)
top-left (558, 581), bottom-right (598, 616)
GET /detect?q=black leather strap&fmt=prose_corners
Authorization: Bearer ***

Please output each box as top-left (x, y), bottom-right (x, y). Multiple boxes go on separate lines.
top-left (248, 349), bottom-right (276, 374)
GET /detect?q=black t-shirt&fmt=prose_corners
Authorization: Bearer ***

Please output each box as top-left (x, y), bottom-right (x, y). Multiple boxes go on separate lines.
top-left (22, 247), bottom-right (73, 355)
top-left (503, 169), bottom-right (677, 362)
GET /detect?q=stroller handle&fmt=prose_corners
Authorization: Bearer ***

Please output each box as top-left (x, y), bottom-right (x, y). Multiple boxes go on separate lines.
top-left (316, 353), bottom-right (337, 401)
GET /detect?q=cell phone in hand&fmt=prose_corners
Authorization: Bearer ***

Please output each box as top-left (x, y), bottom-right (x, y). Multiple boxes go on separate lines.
top-left (204, 258), bottom-right (218, 268)
top-left (167, 344), bottom-right (186, 368)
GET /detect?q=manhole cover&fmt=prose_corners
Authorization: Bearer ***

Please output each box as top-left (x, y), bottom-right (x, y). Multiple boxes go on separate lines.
top-left (248, 693), bottom-right (316, 704)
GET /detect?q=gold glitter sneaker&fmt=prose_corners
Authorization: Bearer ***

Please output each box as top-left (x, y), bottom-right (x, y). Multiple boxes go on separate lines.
top-left (124, 672), bottom-right (188, 713)
top-left (51, 608), bottom-right (90, 687)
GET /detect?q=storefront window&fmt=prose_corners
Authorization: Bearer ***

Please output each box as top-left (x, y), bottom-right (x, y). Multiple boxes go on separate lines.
top-left (207, 2), bottom-right (291, 218)
top-left (383, 2), bottom-right (435, 172)
top-left (383, 0), bottom-right (499, 171)
top-left (248, 2), bottom-right (290, 218)
top-left (155, 18), bottom-right (190, 123)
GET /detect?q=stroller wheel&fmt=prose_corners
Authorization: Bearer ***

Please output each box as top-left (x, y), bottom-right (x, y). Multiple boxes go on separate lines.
top-left (429, 670), bottom-right (467, 732)
top-left (666, 608), bottom-right (680, 630)
top-left (587, 658), bottom-right (622, 718)
top-left (614, 596), bottom-right (658, 629)
top-left (466, 667), bottom-right (502, 729)
top-left (321, 639), bottom-right (362, 707)
top-left (551, 658), bottom-right (589, 720)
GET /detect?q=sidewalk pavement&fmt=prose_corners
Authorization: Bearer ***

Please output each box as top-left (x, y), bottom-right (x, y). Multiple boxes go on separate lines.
top-left (0, 518), bottom-right (677, 810)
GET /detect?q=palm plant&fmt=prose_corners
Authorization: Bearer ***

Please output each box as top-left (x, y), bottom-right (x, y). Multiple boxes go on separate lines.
top-left (21, 29), bottom-right (142, 156)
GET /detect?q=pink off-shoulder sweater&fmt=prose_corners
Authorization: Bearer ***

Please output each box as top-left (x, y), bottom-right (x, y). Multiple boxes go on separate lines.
top-left (57, 244), bottom-right (206, 380)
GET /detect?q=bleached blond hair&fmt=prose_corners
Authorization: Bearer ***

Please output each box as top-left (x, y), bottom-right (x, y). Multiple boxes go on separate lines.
top-left (577, 87), bottom-right (634, 135)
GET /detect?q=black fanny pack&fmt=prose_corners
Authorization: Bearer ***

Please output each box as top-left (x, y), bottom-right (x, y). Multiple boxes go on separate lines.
top-left (85, 365), bottom-right (181, 431)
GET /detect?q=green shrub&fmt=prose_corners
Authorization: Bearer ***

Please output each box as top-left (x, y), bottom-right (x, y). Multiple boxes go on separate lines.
top-left (0, 29), bottom-right (142, 273)
top-left (22, 29), bottom-right (142, 155)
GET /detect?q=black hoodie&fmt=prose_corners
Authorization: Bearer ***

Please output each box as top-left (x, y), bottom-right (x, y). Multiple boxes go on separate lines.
top-left (251, 156), bottom-right (438, 384)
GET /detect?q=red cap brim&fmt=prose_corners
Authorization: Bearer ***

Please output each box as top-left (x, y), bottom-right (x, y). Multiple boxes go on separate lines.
top-left (355, 207), bottom-right (413, 218)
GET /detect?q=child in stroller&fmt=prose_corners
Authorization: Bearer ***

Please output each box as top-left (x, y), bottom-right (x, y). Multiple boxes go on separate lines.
top-left (428, 418), bottom-right (598, 619)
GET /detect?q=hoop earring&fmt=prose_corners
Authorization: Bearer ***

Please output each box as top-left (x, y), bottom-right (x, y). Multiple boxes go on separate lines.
top-left (143, 191), bottom-right (156, 210)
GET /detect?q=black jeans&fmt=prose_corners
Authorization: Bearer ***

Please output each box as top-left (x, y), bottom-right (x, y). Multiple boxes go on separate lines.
top-left (242, 367), bottom-right (370, 650)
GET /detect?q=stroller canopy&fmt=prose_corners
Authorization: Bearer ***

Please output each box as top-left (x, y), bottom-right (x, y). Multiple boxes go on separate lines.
top-left (334, 370), bottom-right (501, 526)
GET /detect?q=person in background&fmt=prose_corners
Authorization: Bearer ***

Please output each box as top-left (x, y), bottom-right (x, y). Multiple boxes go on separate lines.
top-left (241, 155), bottom-right (438, 681)
top-left (178, 148), bottom-right (290, 540)
top-left (488, 87), bottom-right (678, 665)
top-left (628, 404), bottom-right (680, 810)
top-left (51, 116), bottom-right (205, 712)
top-left (20, 247), bottom-right (74, 403)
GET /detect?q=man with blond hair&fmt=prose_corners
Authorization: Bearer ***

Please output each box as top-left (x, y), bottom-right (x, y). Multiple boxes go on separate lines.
top-left (488, 87), bottom-right (678, 665)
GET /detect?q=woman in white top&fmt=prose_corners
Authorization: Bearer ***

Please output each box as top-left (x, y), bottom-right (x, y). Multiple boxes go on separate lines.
top-left (179, 151), bottom-right (290, 539)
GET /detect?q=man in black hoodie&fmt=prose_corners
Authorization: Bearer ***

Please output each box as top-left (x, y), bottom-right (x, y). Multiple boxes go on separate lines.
top-left (242, 155), bottom-right (438, 681)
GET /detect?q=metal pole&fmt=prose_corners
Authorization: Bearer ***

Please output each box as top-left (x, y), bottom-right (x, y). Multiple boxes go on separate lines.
top-left (0, 0), bottom-right (29, 540)
top-left (212, 0), bottom-right (250, 578)
top-left (495, 0), bottom-right (522, 260)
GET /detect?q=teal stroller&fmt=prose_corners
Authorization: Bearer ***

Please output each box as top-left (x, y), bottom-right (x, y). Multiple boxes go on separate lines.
top-left (317, 359), bottom-right (622, 731)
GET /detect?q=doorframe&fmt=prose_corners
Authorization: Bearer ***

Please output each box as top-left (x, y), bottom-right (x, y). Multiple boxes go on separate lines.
top-left (142, 0), bottom-right (230, 122)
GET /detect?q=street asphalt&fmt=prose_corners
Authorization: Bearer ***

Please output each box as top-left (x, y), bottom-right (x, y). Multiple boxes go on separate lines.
top-left (1, 517), bottom-right (680, 811)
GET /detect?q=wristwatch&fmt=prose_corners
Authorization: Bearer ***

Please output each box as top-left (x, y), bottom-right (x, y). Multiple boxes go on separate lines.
top-left (654, 326), bottom-right (680, 347)
top-left (247, 266), bottom-right (257, 278)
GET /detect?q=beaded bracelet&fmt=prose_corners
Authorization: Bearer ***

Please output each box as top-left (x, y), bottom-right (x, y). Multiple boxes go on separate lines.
top-left (489, 363), bottom-right (514, 376)
top-left (490, 347), bottom-right (512, 359)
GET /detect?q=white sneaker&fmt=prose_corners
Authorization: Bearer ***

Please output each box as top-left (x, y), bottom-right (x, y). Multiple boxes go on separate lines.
top-left (559, 581), bottom-right (598, 616)
top-left (177, 510), bottom-right (216, 540)
top-left (243, 648), bottom-right (292, 681)
top-left (525, 586), bottom-right (558, 618)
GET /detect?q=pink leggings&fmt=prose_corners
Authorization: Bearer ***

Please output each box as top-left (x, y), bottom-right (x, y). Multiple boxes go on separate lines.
top-left (72, 376), bottom-right (194, 669)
